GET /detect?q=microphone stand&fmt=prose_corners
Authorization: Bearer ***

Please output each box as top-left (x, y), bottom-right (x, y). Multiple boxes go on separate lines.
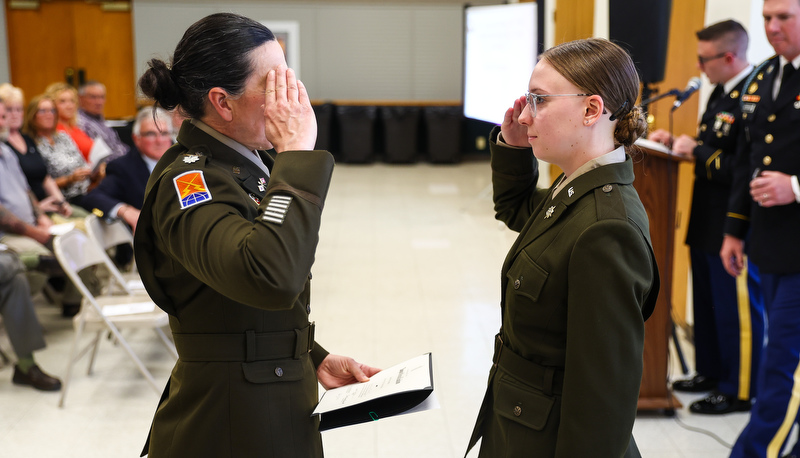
top-left (641, 87), bottom-right (679, 114)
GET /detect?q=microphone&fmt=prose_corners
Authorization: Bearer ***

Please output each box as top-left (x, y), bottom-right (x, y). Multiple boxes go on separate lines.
top-left (671, 77), bottom-right (702, 111)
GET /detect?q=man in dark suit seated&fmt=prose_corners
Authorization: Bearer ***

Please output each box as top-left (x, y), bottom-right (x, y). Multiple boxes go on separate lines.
top-left (83, 107), bottom-right (173, 233)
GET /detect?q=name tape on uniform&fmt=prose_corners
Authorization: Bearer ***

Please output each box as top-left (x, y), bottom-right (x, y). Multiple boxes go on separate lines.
top-left (262, 195), bottom-right (293, 225)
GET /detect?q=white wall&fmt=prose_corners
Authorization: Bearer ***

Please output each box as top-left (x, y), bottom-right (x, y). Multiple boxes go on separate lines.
top-left (131, 1), bottom-right (485, 101)
top-left (706, 0), bottom-right (772, 64)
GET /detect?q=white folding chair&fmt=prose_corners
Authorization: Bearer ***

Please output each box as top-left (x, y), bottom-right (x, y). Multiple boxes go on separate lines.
top-left (84, 214), bottom-right (145, 294)
top-left (53, 229), bottom-right (177, 408)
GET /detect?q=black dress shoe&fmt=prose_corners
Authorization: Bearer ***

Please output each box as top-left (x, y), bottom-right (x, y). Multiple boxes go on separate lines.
top-left (12, 364), bottom-right (62, 391)
top-left (672, 375), bottom-right (718, 392)
top-left (689, 391), bottom-right (751, 415)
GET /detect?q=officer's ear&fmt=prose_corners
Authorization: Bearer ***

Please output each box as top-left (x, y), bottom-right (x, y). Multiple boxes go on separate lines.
top-left (207, 87), bottom-right (233, 122)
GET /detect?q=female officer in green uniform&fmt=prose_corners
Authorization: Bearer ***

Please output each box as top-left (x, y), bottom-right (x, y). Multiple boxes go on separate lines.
top-left (134, 13), bottom-right (378, 458)
top-left (466, 38), bottom-right (660, 457)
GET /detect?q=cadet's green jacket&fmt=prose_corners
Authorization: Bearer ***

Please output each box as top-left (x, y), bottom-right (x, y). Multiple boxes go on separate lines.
top-left (468, 128), bottom-right (659, 457)
top-left (135, 121), bottom-right (333, 458)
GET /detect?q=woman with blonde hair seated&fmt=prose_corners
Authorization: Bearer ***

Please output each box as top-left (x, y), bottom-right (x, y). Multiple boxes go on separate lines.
top-left (22, 93), bottom-right (101, 211)
top-left (45, 82), bottom-right (94, 161)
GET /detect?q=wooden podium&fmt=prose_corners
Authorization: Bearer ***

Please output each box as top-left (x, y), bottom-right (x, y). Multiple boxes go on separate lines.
top-left (631, 139), bottom-right (690, 412)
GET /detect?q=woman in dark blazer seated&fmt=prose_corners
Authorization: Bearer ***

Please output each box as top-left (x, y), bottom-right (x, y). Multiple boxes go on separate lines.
top-left (466, 38), bottom-right (660, 458)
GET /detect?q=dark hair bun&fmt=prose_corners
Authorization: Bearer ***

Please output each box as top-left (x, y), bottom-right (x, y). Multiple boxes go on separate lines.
top-left (139, 58), bottom-right (181, 111)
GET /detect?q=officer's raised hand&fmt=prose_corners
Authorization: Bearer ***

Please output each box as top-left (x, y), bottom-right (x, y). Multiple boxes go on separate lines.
top-left (264, 65), bottom-right (317, 153)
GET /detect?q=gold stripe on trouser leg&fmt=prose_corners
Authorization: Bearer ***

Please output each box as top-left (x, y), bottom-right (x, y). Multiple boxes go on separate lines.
top-left (737, 259), bottom-right (752, 401)
top-left (766, 361), bottom-right (800, 458)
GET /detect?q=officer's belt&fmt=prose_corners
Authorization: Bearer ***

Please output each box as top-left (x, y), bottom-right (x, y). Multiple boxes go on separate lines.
top-left (173, 323), bottom-right (315, 362)
top-left (493, 333), bottom-right (564, 396)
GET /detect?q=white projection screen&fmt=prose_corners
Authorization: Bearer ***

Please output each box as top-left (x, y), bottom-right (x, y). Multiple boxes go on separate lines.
top-left (463, 3), bottom-right (537, 124)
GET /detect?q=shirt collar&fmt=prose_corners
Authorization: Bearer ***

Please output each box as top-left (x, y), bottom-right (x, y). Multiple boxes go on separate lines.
top-left (188, 119), bottom-right (270, 176)
top-left (553, 146), bottom-right (626, 198)
top-left (140, 152), bottom-right (159, 173)
top-left (723, 64), bottom-right (754, 94)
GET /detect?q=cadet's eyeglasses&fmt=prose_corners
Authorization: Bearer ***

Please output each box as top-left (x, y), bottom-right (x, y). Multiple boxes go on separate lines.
top-left (524, 92), bottom-right (591, 118)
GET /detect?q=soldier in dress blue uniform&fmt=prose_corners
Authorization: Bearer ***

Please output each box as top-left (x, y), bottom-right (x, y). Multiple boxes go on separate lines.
top-left (650, 20), bottom-right (765, 415)
top-left (134, 13), bottom-right (379, 458)
top-left (720, 0), bottom-right (800, 456)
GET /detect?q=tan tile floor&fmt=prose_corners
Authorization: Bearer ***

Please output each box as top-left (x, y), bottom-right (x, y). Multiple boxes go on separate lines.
top-left (0, 159), bottom-right (751, 457)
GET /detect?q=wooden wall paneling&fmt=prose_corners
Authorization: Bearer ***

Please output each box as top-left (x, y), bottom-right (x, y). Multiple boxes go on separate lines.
top-left (6, 2), bottom-right (76, 102)
top-left (649, 0), bottom-right (707, 329)
top-left (72, 2), bottom-right (136, 118)
top-left (6, 1), bottom-right (137, 119)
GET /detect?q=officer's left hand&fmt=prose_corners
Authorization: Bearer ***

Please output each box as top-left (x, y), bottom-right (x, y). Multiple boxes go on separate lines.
top-left (317, 354), bottom-right (381, 390)
top-left (750, 171), bottom-right (794, 207)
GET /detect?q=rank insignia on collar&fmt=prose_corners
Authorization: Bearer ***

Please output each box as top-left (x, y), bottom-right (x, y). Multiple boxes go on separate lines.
top-left (545, 206), bottom-right (555, 219)
top-left (173, 170), bottom-right (212, 209)
top-left (568, 187), bottom-right (574, 197)
top-left (183, 154), bottom-right (200, 164)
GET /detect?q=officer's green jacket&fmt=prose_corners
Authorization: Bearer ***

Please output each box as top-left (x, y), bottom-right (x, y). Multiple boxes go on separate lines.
top-left (468, 128), bottom-right (659, 457)
top-left (134, 120), bottom-right (332, 458)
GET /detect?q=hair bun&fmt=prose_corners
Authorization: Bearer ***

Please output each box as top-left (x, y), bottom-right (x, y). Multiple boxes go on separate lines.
top-left (139, 58), bottom-right (181, 110)
top-left (614, 105), bottom-right (648, 147)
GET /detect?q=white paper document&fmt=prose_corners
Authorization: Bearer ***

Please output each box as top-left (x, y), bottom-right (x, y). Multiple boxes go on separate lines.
top-left (314, 353), bottom-right (433, 414)
top-left (49, 223), bottom-right (75, 236)
top-left (312, 353), bottom-right (435, 430)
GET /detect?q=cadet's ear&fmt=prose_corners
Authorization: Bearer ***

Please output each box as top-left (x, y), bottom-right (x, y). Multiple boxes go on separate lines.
top-left (207, 87), bottom-right (233, 122)
top-left (584, 94), bottom-right (605, 126)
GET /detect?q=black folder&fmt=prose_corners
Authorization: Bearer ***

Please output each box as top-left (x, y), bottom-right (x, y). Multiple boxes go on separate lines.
top-left (313, 353), bottom-right (434, 431)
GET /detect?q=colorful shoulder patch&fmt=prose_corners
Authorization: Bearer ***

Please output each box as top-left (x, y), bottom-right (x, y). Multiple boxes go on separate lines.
top-left (173, 170), bottom-right (212, 209)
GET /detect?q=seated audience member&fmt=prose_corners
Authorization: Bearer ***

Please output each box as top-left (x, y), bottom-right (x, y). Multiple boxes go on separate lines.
top-left (0, 84), bottom-right (75, 219)
top-left (83, 107), bottom-right (172, 232)
top-left (0, 249), bottom-right (62, 391)
top-left (22, 94), bottom-right (101, 211)
top-left (0, 140), bottom-right (83, 317)
top-left (45, 82), bottom-right (94, 161)
top-left (77, 80), bottom-right (129, 162)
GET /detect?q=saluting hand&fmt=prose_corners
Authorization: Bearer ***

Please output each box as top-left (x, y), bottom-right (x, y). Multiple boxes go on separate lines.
top-left (316, 354), bottom-right (381, 390)
top-left (264, 65), bottom-right (317, 153)
top-left (500, 96), bottom-right (530, 148)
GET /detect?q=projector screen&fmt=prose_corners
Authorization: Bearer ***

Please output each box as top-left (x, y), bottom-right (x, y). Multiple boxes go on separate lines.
top-left (463, 3), bottom-right (537, 124)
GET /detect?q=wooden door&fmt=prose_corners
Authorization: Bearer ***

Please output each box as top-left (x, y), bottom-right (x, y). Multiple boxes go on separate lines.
top-left (6, 0), bottom-right (136, 119)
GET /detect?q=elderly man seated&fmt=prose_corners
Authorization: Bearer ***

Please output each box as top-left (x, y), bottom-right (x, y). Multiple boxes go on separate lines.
top-left (83, 107), bottom-right (173, 232)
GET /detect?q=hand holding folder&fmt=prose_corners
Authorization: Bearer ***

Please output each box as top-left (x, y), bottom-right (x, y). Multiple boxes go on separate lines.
top-left (313, 353), bottom-right (435, 431)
